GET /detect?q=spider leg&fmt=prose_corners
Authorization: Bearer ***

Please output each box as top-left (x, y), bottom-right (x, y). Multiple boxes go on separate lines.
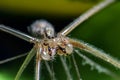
top-left (58, 0), bottom-right (115, 36)
top-left (71, 53), bottom-right (81, 80)
top-left (51, 62), bottom-right (56, 80)
top-left (36, 48), bottom-right (41, 80)
top-left (15, 47), bottom-right (36, 80)
top-left (45, 61), bottom-right (56, 80)
top-left (60, 56), bottom-right (73, 80)
top-left (75, 49), bottom-right (116, 77)
top-left (0, 53), bottom-right (27, 64)
top-left (69, 38), bottom-right (120, 69)
top-left (44, 61), bottom-right (52, 79)
top-left (0, 25), bottom-right (39, 43)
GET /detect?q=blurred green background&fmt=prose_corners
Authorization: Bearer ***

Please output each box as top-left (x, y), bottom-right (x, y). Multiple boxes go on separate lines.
top-left (0, 0), bottom-right (120, 80)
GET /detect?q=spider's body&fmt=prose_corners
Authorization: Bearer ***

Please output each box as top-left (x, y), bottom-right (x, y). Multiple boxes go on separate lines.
top-left (31, 20), bottom-right (73, 60)
top-left (35, 35), bottom-right (73, 60)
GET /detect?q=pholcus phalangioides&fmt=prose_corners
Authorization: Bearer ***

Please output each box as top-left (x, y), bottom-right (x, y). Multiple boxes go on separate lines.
top-left (0, 0), bottom-right (120, 80)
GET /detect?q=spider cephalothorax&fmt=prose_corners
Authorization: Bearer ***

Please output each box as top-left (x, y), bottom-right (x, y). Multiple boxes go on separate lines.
top-left (36, 36), bottom-right (73, 60)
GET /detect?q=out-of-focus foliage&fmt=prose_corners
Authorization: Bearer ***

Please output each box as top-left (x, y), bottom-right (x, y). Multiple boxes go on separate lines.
top-left (0, 0), bottom-right (100, 17)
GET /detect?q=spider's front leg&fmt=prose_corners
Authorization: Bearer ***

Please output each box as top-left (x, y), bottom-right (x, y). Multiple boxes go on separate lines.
top-left (68, 38), bottom-right (120, 69)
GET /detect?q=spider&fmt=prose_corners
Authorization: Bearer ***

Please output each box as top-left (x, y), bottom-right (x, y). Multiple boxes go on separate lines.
top-left (0, 0), bottom-right (120, 80)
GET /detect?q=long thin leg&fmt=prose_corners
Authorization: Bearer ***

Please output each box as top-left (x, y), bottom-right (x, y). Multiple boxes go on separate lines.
top-left (15, 47), bottom-right (36, 80)
top-left (75, 49), bottom-right (115, 77)
top-left (0, 25), bottom-right (39, 43)
top-left (59, 0), bottom-right (115, 36)
top-left (44, 61), bottom-right (52, 79)
top-left (69, 38), bottom-right (120, 69)
top-left (0, 53), bottom-right (27, 64)
top-left (36, 49), bottom-right (41, 80)
top-left (45, 61), bottom-right (56, 80)
top-left (71, 54), bottom-right (81, 80)
top-left (60, 56), bottom-right (72, 80)
top-left (51, 62), bottom-right (56, 80)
